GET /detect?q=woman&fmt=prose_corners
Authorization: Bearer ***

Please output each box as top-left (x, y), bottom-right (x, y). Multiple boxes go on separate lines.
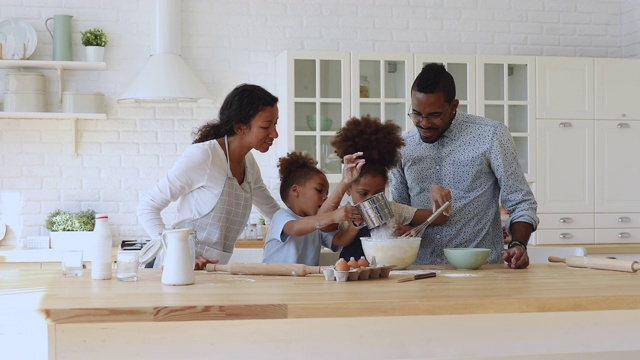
top-left (137, 84), bottom-right (281, 269)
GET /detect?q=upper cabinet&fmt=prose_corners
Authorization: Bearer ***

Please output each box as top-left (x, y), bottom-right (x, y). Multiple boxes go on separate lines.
top-left (351, 52), bottom-right (413, 132)
top-left (476, 55), bottom-right (536, 181)
top-left (536, 56), bottom-right (594, 120)
top-left (595, 58), bottom-right (640, 120)
top-left (276, 51), bottom-right (351, 181)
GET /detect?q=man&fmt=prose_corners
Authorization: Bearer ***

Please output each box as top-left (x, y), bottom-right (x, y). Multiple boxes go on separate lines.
top-left (390, 63), bottom-right (538, 269)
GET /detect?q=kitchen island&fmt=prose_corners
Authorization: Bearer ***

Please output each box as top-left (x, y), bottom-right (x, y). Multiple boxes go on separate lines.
top-left (1, 264), bottom-right (640, 359)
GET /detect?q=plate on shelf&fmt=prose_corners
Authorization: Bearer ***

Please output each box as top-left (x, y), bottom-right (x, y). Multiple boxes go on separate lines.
top-left (0, 19), bottom-right (38, 60)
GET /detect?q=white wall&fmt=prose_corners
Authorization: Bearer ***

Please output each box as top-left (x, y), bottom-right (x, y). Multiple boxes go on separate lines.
top-left (0, 0), bottom-right (636, 244)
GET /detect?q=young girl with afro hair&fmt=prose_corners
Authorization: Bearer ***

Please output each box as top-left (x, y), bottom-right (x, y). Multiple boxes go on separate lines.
top-left (331, 115), bottom-right (450, 262)
top-left (262, 151), bottom-right (365, 266)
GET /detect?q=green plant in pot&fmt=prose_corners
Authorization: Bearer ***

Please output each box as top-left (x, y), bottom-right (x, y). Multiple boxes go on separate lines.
top-left (46, 209), bottom-right (96, 251)
top-left (80, 28), bottom-right (108, 62)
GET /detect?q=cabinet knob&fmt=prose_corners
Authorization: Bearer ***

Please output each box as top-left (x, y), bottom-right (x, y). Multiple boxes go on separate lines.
top-left (618, 216), bottom-right (631, 223)
top-left (559, 233), bottom-right (573, 239)
top-left (621, 113), bottom-right (627, 118)
top-left (559, 217), bottom-right (573, 224)
top-left (617, 123), bottom-right (630, 129)
top-left (618, 232), bottom-right (631, 239)
top-left (559, 122), bottom-right (572, 128)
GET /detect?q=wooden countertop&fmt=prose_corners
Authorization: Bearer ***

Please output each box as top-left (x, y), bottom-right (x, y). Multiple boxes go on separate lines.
top-left (2, 264), bottom-right (640, 326)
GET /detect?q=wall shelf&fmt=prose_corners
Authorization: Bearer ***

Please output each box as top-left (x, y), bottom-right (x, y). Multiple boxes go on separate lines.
top-left (0, 60), bottom-right (107, 103)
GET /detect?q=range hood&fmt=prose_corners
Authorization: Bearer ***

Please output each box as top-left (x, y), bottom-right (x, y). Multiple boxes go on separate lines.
top-left (119, 0), bottom-right (212, 103)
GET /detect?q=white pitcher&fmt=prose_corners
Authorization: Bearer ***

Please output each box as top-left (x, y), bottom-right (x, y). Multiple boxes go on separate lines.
top-left (161, 228), bottom-right (195, 285)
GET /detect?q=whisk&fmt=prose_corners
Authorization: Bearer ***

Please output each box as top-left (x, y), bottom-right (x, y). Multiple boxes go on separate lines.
top-left (400, 201), bottom-right (451, 238)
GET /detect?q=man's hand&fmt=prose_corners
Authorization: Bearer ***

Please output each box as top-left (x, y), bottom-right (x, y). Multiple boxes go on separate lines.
top-left (501, 247), bottom-right (529, 269)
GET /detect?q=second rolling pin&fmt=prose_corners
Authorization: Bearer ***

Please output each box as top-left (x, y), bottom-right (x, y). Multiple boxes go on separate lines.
top-left (548, 255), bottom-right (640, 273)
top-left (206, 262), bottom-right (323, 276)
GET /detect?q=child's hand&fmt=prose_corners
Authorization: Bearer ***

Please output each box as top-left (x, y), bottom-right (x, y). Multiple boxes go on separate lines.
top-left (341, 152), bottom-right (365, 185)
top-left (392, 224), bottom-right (413, 237)
top-left (334, 204), bottom-right (362, 224)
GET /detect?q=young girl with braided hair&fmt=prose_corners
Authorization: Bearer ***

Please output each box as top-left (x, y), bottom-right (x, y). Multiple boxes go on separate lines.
top-left (331, 115), bottom-right (450, 261)
top-left (262, 151), bottom-right (365, 266)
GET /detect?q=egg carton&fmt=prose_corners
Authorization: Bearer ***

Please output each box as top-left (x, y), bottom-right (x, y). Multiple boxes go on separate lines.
top-left (322, 265), bottom-right (396, 282)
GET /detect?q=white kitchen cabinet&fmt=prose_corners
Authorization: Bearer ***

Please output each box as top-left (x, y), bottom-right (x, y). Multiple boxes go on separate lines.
top-left (477, 55), bottom-right (536, 181)
top-left (536, 56), bottom-right (594, 120)
top-left (537, 118), bottom-right (640, 244)
top-left (351, 52), bottom-right (413, 132)
top-left (536, 120), bottom-right (594, 213)
top-left (413, 54), bottom-right (476, 115)
top-left (594, 120), bottom-right (640, 212)
top-left (595, 58), bottom-right (640, 119)
top-left (276, 51), bottom-right (351, 182)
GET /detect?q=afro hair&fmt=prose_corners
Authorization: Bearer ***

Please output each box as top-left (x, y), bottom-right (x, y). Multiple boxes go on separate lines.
top-left (277, 151), bottom-right (325, 202)
top-left (331, 114), bottom-right (404, 169)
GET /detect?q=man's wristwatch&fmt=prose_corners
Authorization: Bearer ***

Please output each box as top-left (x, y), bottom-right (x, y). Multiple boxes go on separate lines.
top-left (508, 239), bottom-right (527, 251)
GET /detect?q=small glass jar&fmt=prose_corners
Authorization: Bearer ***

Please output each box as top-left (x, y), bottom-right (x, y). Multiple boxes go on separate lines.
top-left (359, 75), bottom-right (370, 98)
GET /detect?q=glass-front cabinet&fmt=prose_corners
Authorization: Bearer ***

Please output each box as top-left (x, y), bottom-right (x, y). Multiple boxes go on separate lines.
top-left (476, 55), bottom-right (535, 181)
top-left (351, 53), bottom-right (413, 132)
top-left (277, 51), bottom-right (351, 181)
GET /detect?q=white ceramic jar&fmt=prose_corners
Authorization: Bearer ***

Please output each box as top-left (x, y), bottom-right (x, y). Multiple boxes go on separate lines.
top-left (5, 72), bottom-right (45, 92)
top-left (3, 90), bottom-right (46, 112)
top-left (62, 91), bottom-right (104, 113)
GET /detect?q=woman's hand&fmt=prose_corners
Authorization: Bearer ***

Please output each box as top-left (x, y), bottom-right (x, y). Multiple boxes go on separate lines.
top-left (341, 152), bottom-right (365, 185)
top-left (194, 255), bottom-right (218, 270)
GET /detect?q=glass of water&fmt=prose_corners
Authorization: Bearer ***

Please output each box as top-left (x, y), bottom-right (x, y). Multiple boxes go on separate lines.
top-left (61, 250), bottom-right (84, 277)
top-left (117, 252), bottom-right (139, 281)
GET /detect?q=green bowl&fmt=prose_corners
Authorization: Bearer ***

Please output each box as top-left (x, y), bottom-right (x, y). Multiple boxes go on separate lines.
top-left (307, 114), bottom-right (333, 131)
top-left (443, 248), bottom-right (490, 270)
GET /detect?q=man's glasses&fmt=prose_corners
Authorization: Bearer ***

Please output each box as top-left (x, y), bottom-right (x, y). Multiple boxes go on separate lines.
top-left (407, 106), bottom-right (450, 124)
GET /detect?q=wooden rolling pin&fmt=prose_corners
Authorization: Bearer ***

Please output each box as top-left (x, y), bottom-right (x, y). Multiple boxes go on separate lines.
top-left (206, 262), bottom-right (323, 276)
top-left (548, 255), bottom-right (640, 273)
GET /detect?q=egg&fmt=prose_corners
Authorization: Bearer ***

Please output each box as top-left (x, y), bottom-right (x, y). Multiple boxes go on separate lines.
top-left (335, 258), bottom-right (349, 271)
top-left (357, 256), bottom-right (369, 267)
top-left (347, 257), bottom-right (359, 269)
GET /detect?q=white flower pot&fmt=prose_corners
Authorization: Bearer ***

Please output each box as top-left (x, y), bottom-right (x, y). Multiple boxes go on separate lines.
top-left (49, 231), bottom-right (93, 252)
top-left (84, 46), bottom-right (105, 62)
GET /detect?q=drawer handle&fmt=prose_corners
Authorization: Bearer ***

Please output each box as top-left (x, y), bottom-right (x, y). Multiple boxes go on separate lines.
top-left (618, 232), bottom-right (631, 239)
top-left (559, 217), bottom-right (573, 224)
top-left (618, 216), bottom-right (631, 223)
top-left (617, 122), bottom-right (630, 128)
top-left (559, 122), bottom-right (572, 128)
top-left (559, 233), bottom-right (573, 239)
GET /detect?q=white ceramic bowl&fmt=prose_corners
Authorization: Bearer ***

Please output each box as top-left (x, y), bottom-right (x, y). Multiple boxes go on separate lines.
top-left (361, 236), bottom-right (421, 269)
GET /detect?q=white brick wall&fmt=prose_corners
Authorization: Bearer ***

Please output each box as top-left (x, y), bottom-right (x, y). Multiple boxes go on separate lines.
top-left (0, 0), bottom-right (638, 244)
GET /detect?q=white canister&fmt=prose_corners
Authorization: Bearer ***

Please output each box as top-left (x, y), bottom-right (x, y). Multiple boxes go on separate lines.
top-left (62, 92), bottom-right (105, 113)
top-left (5, 72), bottom-right (45, 92)
top-left (3, 90), bottom-right (47, 112)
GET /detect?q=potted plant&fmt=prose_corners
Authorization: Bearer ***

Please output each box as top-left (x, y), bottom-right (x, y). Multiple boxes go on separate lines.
top-left (46, 209), bottom-right (96, 251)
top-left (259, 216), bottom-right (269, 240)
top-left (80, 28), bottom-right (108, 62)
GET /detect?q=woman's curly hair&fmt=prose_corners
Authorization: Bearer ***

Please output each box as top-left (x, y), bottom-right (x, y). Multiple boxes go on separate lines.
top-left (278, 151), bottom-right (325, 202)
top-left (330, 115), bottom-right (405, 182)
